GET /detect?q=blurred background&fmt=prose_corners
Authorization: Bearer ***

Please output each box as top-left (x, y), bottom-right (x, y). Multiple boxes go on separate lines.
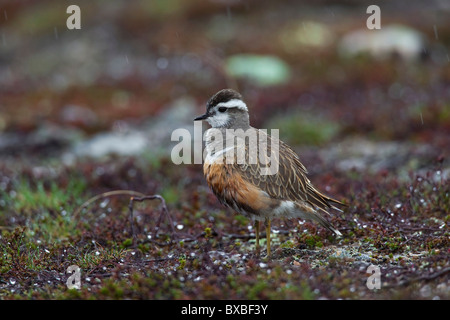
top-left (0, 0), bottom-right (449, 300)
top-left (0, 0), bottom-right (449, 172)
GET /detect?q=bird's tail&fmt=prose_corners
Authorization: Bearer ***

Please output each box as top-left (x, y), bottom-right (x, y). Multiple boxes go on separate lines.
top-left (311, 211), bottom-right (342, 237)
top-left (295, 203), bottom-right (342, 237)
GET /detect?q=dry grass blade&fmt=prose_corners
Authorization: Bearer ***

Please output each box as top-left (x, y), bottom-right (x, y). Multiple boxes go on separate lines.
top-left (72, 190), bottom-right (147, 220)
top-left (72, 190), bottom-right (177, 244)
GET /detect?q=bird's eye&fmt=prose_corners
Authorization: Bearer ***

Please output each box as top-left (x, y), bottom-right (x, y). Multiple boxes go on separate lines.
top-left (218, 107), bottom-right (227, 113)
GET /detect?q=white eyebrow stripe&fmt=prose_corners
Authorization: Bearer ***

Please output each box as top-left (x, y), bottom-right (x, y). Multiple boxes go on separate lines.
top-left (216, 99), bottom-right (248, 111)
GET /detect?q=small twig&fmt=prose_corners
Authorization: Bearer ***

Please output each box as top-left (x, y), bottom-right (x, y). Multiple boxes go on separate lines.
top-left (143, 232), bottom-right (204, 246)
top-left (141, 229), bottom-right (272, 247)
top-left (223, 233), bottom-right (264, 240)
top-left (128, 194), bottom-right (177, 244)
top-left (384, 267), bottom-right (450, 288)
top-left (401, 226), bottom-right (445, 233)
top-left (84, 273), bottom-right (113, 279)
top-left (143, 257), bottom-right (178, 264)
top-left (72, 190), bottom-right (177, 245)
top-left (72, 190), bottom-right (147, 220)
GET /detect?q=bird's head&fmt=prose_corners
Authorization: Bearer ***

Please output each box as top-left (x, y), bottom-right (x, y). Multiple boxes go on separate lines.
top-left (194, 89), bottom-right (250, 129)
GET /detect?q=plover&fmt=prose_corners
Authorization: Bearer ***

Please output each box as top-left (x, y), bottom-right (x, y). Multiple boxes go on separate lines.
top-left (194, 89), bottom-right (345, 256)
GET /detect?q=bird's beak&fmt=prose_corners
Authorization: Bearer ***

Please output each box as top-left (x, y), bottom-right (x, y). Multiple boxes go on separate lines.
top-left (194, 113), bottom-right (208, 121)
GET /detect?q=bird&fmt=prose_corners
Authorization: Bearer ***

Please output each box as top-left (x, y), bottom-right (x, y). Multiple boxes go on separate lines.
top-left (194, 89), bottom-right (345, 256)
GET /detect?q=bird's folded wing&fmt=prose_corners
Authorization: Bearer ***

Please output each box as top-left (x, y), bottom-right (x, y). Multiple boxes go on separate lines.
top-left (230, 133), bottom-right (344, 213)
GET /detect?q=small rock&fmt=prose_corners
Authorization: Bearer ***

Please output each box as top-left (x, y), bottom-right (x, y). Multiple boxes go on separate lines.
top-left (319, 137), bottom-right (436, 174)
top-left (338, 24), bottom-right (426, 61)
top-left (280, 21), bottom-right (334, 52)
top-left (419, 284), bottom-right (432, 298)
top-left (225, 54), bottom-right (291, 86)
top-left (69, 97), bottom-right (198, 159)
top-left (71, 130), bottom-right (148, 158)
top-left (60, 104), bottom-right (98, 127)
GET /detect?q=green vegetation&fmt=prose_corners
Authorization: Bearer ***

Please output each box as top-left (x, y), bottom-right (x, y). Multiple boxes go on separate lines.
top-left (0, 156), bottom-right (447, 299)
top-left (266, 113), bottom-right (341, 146)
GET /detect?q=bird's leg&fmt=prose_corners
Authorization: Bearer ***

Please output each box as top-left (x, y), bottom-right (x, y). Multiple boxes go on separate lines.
top-left (255, 220), bottom-right (260, 253)
top-left (265, 218), bottom-right (271, 256)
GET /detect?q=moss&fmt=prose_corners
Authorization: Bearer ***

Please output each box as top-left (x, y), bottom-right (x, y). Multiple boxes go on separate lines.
top-left (177, 255), bottom-right (186, 270)
top-left (204, 227), bottom-right (212, 238)
top-left (299, 234), bottom-right (324, 249)
top-left (280, 240), bottom-right (295, 249)
top-left (265, 112), bottom-right (341, 146)
top-left (247, 279), bottom-right (269, 299)
top-left (121, 238), bottom-right (133, 248)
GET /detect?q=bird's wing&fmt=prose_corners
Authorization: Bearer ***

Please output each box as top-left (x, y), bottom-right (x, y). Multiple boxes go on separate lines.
top-left (229, 129), bottom-right (344, 212)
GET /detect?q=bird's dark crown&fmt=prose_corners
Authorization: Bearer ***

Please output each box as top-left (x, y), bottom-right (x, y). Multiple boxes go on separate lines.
top-left (207, 89), bottom-right (243, 110)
